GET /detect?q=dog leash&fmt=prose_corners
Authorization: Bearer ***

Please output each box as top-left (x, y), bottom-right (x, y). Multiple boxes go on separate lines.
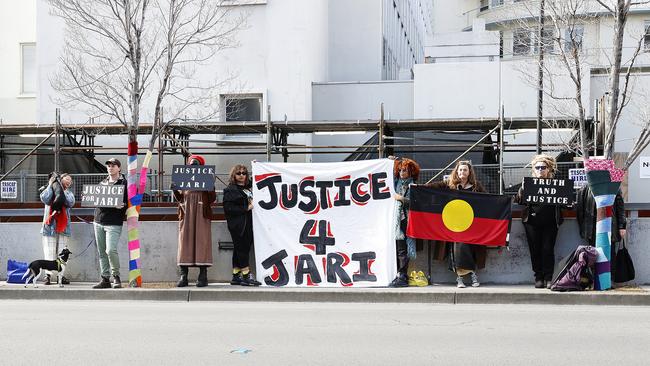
top-left (71, 239), bottom-right (95, 259)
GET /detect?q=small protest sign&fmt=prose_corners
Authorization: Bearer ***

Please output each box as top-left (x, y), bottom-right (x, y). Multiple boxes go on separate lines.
top-left (568, 168), bottom-right (588, 188)
top-left (522, 177), bottom-right (575, 206)
top-left (171, 165), bottom-right (215, 191)
top-left (1, 180), bottom-right (17, 199)
top-left (81, 184), bottom-right (125, 208)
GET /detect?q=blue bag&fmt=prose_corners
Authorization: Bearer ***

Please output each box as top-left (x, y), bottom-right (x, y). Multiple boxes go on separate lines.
top-left (6, 260), bottom-right (32, 284)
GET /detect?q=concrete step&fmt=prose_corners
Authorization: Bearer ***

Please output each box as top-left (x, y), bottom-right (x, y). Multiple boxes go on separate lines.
top-left (2, 282), bottom-right (649, 306)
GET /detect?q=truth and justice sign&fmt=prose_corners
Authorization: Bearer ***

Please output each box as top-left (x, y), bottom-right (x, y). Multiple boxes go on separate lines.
top-left (171, 165), bottom-right (216, 191)
top-left (252, 159), bottom-right (396, 287)
top-left (522, 177), bottom-right (575, 206)
top-left (81, 184), bottom-right (125, 208)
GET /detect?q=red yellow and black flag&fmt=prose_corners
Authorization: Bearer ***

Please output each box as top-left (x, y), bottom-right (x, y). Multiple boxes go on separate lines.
top-left (406, 186), bottom-right (511, 246)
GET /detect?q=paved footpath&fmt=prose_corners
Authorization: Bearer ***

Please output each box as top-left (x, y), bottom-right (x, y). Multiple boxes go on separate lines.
top-left (1, 281), bottom-right (649, 305)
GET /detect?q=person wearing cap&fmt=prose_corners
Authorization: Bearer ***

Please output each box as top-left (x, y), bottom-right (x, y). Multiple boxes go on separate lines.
top-left (172, 154), bottom-right (216, 287)
top-left (92, 158), bottom-right (128, 289)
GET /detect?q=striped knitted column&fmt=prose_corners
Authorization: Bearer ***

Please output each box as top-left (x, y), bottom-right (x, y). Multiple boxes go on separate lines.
top-left (584, 158), bottom-right (624, 291)
top-left (126, 142), bottom-right (153, 287)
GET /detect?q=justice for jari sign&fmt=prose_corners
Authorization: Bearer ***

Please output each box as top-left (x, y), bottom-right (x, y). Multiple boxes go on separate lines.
top-left (81, 184), bottom-right (125, 208)
top-left (522, 177), bottom-right (575, 206)
top-left (171, 165), bottom-right (216, 191)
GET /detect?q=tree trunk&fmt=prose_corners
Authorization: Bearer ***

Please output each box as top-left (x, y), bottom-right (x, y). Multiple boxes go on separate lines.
top-left (126, 129), bottom-right (143, 287)
top-left (604, 0), bottom-right (627, 159)
top-left (585, 158), bottom-right (624, 290)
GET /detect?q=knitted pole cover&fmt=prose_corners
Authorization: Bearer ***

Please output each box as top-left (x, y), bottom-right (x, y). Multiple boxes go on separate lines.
top-left (126, 142), bottom-right (154, 287)
top-left (584, 159), bottom-right (624, 291)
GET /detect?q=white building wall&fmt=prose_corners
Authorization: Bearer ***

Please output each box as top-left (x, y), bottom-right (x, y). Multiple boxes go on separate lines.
top-left (0, 0), bottom-right (37, 123)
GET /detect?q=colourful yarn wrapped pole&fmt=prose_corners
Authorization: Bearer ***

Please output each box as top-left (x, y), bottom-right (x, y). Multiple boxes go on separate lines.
top-left (126, 141), bottom-right (154, 287)
top-left (584, 158), bottom-right (625, 291)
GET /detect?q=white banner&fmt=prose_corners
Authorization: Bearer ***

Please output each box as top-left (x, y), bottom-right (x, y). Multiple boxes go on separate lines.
top-left (252, 159), bottom-right (396, 287)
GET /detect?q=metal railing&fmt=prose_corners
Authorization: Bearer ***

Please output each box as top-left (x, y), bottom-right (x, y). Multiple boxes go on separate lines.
top-left (0, 173), bottom-right (232, 203)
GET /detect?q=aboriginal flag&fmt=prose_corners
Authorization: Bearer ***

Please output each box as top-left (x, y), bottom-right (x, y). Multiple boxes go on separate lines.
top-left (406, 186), bottom-right (511, 246)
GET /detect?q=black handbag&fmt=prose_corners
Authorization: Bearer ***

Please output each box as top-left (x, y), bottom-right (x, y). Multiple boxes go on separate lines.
top-left (614, 239), bottom-right (635, 283)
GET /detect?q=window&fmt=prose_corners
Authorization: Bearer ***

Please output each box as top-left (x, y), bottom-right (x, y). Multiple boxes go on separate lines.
top-left (535, 28), bottom-right (555, 54)
top-left (223, 94), bottom-right (262, 122)
top-left (21, 43), bottom-right (36, 94)
top-left (645, 21), bottom-right (650, 51)
top-left (564, 25), bottom-right (584, 53)
top-left (513, 28), bottom-right (532, 56)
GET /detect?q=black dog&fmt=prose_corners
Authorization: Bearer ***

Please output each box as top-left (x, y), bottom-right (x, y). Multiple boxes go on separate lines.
top-left (47, 172), bottom-right (67, 212)
top-left (22, 248), bottom-right (72, 288)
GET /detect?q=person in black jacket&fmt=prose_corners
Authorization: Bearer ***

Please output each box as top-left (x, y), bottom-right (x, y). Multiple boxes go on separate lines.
top-left (92, 158), bottom-right (128, 289)
top-left (576, 185), bottom-right (626, 280)
top-left (515, 155), bottom-right (563, 289)
top-left (223, 164), bottom-right (261, 286)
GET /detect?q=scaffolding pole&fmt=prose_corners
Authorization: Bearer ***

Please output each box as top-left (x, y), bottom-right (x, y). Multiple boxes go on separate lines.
top-left (378, 103), bottom-right (385, 158)
top-left (499, 105), bottom-right (505, 195)
top-left (266, 105), bottom-right (272, 162)
top-left (55, 109), bottom-right (61, 172)
top-left (0, 131), bottom-right (55, 182)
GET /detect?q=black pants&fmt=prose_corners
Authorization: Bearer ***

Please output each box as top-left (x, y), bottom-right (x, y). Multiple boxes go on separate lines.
top-left (396, 240), bottom-right (409, 277)
top-left (523, 222), bottom-right (558, 281)
top-left (230, 225), bottom-right (253, 269)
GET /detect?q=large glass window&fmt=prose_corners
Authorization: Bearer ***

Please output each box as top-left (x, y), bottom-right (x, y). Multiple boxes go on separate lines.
top-left (21, 43), bottom-right (36, 94)
top-left (644, 20), bottom-right (650, 51)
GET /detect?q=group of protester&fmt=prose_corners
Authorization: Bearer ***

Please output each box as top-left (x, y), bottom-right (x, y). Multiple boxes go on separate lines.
top-left (387, 154), bottom-right (626, 289)
top-left (38, 154), bottom-right (626, 289)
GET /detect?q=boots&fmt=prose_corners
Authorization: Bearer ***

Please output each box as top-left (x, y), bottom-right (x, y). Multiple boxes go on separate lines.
top-left (92, 276), bottom-right (111, 289)
top-left (44, 274), bottom-right (52, 286)
top-left (196, 266), bottom-right (208, 287)
top-left (177, 266), bottom-right (189, 287)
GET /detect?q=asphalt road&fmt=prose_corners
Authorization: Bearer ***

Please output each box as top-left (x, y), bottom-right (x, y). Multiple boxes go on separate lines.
top-left (1, 300), bottom-right (648, 366)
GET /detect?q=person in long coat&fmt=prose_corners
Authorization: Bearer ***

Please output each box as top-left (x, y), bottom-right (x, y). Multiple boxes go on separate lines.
top-left (223, 164), bottom-right (261, 286)
top-left (173, 154), bottom-right (216, 287)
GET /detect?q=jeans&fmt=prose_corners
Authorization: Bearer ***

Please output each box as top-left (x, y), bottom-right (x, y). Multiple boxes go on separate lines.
top-left (94, 223), bottom-right (122, 278)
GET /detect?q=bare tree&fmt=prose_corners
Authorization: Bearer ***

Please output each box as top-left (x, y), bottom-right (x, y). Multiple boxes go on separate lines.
top-left (595, 0), bottom-right (650, 168)
top-left (49, 0), bottom-right (246, 286)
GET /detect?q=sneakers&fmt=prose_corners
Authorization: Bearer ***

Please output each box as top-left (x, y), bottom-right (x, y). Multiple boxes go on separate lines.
top-left (456, 276), bottom-right (466, 288)
top-left (389, 274), bottom-right (409, 288)
top-left (230, 272), bottom-right (243, 286)
top-left (534, 280), bottom-right (544, 288)
top-left (546, 280), bottom-right (552, 289)
top-left (408, 271), bottom-right (429, 287)
top-left (112, 275), bottom-right (122, 289)
top-left (44, 274), bottom-right (52, 286)
top-left (92, 276), bottom-right (111, 289)
top-left (61, 276), bottom-right (70, 285)
top-left (470, 272), bottom-right (480, 287)
top-left (241, 272), bottom-right (261, 286)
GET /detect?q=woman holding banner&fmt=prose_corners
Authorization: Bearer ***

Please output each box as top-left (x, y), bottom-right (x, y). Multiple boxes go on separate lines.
top-left (224, 164), bottom-right (261, 286)
top-left (448, 160), bottom-right (486, 288)
top-left (515, 154), bottom-right (563, 289)
top-left (388, 158), bottom-right (420, 288)
top-left (173, 155), bottom-right (216, 287)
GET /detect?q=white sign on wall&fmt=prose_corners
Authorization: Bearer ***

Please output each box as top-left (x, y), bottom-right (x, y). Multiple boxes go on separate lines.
top-left (568, 168), bottom-right (588, 188)
top-left (641, 157), bottom-right (650, 179)
top-left (1, 180), bottom-right (17, 199)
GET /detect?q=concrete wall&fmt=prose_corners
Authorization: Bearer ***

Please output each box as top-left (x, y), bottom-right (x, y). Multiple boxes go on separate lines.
top-left (0, 0), bottom-right (37, 123)
top-left (2, 218), bottom-right (650, 285)
top-left (328, 0), bottom-right (382, 82)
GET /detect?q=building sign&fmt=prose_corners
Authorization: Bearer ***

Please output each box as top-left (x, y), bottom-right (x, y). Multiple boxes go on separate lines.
top-left (568, 168), bottom-right (588, 188)
top-left (1, 180), bottom-right (17, 199)
top-left (252, 159), bottom-right (396, 287)
top-left (640, 157), bottom-right (650, 179)
top-left (171, 165), bottom-right (216, 191)
top-left (81, 184), bottom-right (125, 207)
top-left (522, 177), bottom-right (575, 206)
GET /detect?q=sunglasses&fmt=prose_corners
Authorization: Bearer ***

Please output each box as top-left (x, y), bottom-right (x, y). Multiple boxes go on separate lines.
top-left (235, 172), bottom-right (247, 176)
top-left (534, 166), bottom-right (548, 171)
